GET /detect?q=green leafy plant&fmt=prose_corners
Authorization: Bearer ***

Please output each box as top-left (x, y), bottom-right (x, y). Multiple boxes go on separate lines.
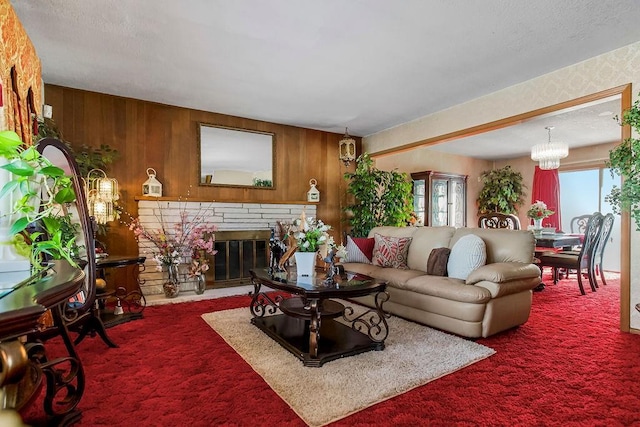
top-left (606, 95), bottom-right (640, 230)
top-left (0, 130), bottom-right (76, 235)
top-left (476, 165), bottom-right (526, 215)
top-left (29, 214), bottom-right (81, 270)
top-left (344, 153), bottom-right (413, 237)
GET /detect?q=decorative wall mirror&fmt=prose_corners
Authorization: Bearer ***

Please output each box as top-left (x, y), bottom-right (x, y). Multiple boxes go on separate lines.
top-left (198, 123), bottom-right (275, 188)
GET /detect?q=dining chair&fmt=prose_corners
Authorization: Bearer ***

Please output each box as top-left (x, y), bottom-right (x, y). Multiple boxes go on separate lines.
top-left (593, 213), bottom-right (615, 288)
top-left (478, 212), bottom-right (521, 230)
top-left (538, 212), bottom-right (604, 295)
top-left (570, 214), bottom-right (592, 234)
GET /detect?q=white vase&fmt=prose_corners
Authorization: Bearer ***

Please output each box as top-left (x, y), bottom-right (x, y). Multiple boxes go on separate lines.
top-left (294, 252), bottom-right (317, 278)
top-left (533, 218), bottom-right (543, 229)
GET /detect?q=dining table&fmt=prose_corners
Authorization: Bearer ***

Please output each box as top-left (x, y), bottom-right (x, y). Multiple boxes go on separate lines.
top-left (535, 233), bottom-right (583, 250)
top-left (533, 233), bottom-right (583, 292)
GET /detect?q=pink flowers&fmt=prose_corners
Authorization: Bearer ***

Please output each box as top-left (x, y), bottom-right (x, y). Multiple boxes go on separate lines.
top-left (123, 203), bottom-right (218, 272)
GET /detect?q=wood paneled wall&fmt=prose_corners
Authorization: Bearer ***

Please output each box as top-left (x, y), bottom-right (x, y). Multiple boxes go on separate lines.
top-left (44, 84), bottom-right (359, 257)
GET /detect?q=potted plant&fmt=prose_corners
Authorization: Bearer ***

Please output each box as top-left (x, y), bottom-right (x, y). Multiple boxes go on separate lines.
top-left (344, 153), bottom-right (413, 237)
top-left (476, 165), bottom-right (526, 215)
top-left (606, 95), bottom-right (640, 230)
top-left (0, 130), bottom-right (76, 278)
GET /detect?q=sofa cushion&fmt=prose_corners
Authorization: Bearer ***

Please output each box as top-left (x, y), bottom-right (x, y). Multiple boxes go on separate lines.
top-left (447, 234), bottom-right (487, 280)
top-left (341, 263), bottom-right (425, 287)
top-left (404, 275), bottom-right (492, 303)
top-left (372, 234), bottom-right (412, 269)
top-left (345, 235), bottom-right (374, 263)
top-left (405, 226), bottom-right (456, 272)
top-left (426, 247), bottom-right (451, 276)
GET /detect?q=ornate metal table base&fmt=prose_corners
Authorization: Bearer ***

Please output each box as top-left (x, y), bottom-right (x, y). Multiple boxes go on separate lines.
top-left (250, 281), bottom-right (389, 367)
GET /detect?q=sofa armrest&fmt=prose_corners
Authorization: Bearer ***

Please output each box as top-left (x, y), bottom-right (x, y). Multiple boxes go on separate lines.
top-left (466, 262), bottom-right (540, 285)
top-left (466, 262), bottom-right (541, 298)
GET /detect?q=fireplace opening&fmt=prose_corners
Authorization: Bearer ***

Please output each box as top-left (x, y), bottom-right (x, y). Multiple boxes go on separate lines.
top-left (208, 230), bottom-right (270, 288)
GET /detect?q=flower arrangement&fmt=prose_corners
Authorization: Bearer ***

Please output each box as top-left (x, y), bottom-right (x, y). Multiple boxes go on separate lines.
top-left (292, 215), bottom-right (332, 253)
top-left (123, 202), bottom-right (217, 272)
top-left (527, 200), bottom-right (554, 219)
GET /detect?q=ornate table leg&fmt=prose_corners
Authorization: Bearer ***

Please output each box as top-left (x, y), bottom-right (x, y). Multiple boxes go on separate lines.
top-left (25, 303), bottom-right (85, 425)
top-left (249, 278), bottom-right (282, 318)
top-left (308, 299), bottom-right (321, 358)
top-left (343, 291), bottom-right (391, 343)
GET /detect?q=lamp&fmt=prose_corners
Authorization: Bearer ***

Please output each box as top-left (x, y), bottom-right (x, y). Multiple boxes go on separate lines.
top-left (86, 169), bottom-right (119, 224)
top-left (339, 127), bottom-right (356, 166)
top-left (531, 126), bottom-right (568, 170)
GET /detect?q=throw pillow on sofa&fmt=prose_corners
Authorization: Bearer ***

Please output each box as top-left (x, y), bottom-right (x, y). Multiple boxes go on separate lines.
top-left (427, 247), bottom-right (451, 276)
top-left (345, 235), bottom-right (375, 263)
top-left (447, 234), bottom-right (487, 280)
top-left (372, 233), bottom-right (412, 269)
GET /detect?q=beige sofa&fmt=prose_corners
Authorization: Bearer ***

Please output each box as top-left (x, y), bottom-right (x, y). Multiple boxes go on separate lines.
top-left (342, 226), bottom-right (541, 338)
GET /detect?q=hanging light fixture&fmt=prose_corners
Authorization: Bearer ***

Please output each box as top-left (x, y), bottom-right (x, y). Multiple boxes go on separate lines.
top-left (339, 127), bottom-right (356, 166)
top-left (86, 169), bottom-right (119, 224)
top-left (531, 126), bottom-right (569, 170)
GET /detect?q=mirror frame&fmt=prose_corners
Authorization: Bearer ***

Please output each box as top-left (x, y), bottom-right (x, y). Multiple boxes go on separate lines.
top-left (37, 138), bottom-right (97, 311)
top-left (198, 123), bottom-right (276, 189)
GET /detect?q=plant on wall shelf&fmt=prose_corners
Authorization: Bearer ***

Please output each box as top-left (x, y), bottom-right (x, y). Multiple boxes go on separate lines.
top-left (606, 94), bottom-right (640, 230)
top-left (343, 153), bottom-right (413, 237)
top-left (476, 165), bottom-right (526, 215)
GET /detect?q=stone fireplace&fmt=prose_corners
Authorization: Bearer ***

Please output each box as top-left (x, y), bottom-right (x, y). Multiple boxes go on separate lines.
top-left (136, 199), bottom-right (316, 295)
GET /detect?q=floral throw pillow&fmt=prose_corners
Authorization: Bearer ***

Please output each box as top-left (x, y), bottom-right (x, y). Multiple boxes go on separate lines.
top-left (372, 233), bottom-right (413, 269)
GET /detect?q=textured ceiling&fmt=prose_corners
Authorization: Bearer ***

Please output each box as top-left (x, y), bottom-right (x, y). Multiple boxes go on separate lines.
top-left (429, 97), bottom-right (622, 160)
top-left (10, 0), bottom-right (640, 142)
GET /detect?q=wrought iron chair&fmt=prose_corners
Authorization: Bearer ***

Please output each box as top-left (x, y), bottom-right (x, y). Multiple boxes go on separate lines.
top-left (538, 212), bottom-right (604, 295)
top-left (478, 212), bottom-right (521, 230)
top-left (593, 213), bottom-right (615, 288)
top-left (570, 214), bottom-right (592, 234)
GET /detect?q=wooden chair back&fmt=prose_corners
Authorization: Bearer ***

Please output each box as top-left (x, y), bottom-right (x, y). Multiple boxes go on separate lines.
top-left (478, 212), bottom-right (521, 230)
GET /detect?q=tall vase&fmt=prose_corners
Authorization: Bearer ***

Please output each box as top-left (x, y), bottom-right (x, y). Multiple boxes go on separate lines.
top-left (194, 274), bottom-right (206, 295)
top-left (532, 218), bottom-right (543, 235)
top-left (295, 252), bottom-right (317, 278)
top-left (163, 263), bottom-right (181, 298)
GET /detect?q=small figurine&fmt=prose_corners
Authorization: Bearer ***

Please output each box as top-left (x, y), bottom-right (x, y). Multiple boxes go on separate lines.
top-left (322, 248), bottom-right (340, 285)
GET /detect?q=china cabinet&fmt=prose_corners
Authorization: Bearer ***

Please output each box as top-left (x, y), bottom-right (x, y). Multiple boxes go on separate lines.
top-left (411, 171), bottom-right (467, 227)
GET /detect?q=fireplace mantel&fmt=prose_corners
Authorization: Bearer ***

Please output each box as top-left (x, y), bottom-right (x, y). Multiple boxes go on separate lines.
top-left (135, 196), bottom-right (315, 205)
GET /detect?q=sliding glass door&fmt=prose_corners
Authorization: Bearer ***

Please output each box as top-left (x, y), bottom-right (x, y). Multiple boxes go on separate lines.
top-left (559, 168), bottom-right (620, 272)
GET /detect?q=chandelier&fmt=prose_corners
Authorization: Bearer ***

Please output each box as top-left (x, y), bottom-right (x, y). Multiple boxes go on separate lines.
top-left (339, 127), bottom-right (356, 166)
top-left (85, 169), bottom-right (119, 224)
top-left (531, 126), bottom-right (568, 170)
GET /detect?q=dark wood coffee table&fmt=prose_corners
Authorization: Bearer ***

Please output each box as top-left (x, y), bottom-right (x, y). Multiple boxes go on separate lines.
top-left (249, 268), bottom-right (389, 367)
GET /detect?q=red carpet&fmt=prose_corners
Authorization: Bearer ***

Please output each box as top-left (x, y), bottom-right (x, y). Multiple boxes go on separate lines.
top-left (23, 272), bottom-right (640, 426)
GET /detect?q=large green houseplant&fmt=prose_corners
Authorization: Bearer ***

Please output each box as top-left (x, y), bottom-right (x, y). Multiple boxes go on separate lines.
top-left (343, 153), bottom-right (413, 237)
top-left (476, 165), bottom-right (526, 215)
top-left (606, 95), bottom-right (640, 230)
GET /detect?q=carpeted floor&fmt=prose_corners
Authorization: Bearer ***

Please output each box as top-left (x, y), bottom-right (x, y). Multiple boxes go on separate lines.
top-left (202, 304), bottom-right (494, 427)
top-left (22, 271), bottom-right (640, 426)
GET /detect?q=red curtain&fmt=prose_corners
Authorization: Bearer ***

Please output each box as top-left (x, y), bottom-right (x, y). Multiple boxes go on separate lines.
top-left (531, 166), bottom-right (562, 231)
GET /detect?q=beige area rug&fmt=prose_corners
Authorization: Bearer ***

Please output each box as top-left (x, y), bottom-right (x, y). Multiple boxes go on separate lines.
top-left (202, 304), bottom-right (495, 427)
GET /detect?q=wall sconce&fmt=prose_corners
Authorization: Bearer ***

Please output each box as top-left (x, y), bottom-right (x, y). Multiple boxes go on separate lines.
top-left (86, 169), bottom-right (119, 224)
top-left (142, 167), bottom-right (163, 197)
top-left (339, 127), bottom-right (356, 166)
top-left (531, 126), bottom-right (569, 170)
